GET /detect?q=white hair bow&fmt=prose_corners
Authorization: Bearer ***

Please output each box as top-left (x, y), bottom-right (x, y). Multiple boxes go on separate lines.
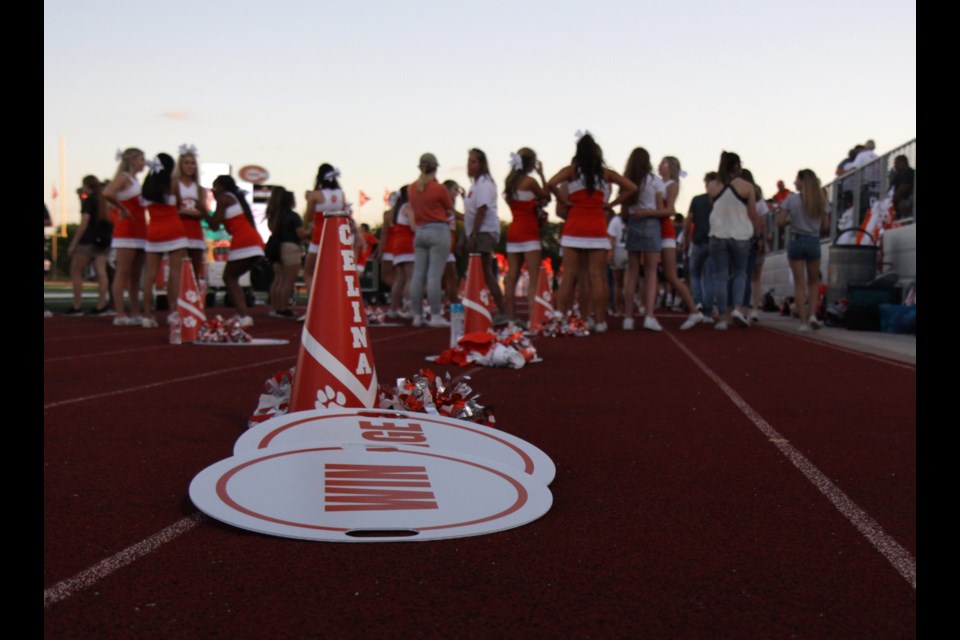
top-left (115, 148), bottom-right (124, 162)
top-left (509, 152), bottom-right (524, 171)
top-left (147, 157), bottom-right (164, 174)
top-left (178, 143), bottom-right (198, 157)
top-left (323, 167), bottom-right (341, 182)
top-left (575, 129), bottom-right (592, 141)
top-left (679, 170), bottom-right (688, 179)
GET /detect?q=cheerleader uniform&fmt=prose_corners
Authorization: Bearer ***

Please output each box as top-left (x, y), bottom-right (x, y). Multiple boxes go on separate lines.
top-left (560, 174), bottom-right (610, 249)
top-left (506, 189), bottom-right (541, 253)
top-left (110, 173), bottom-right (147, 250)
top-left (144, 194), bottom-right (189, 253)
top-left (178, 182), bottom-right (207, 251)
top-left (307, 188), bottom-right (348, 254)
top-left (223, 195), bottom-right (265, 261)
top-left (391, 204), bottom-right (415, 265)
top-left (381, 223), bottom-right (397, 262)
top-left (660, 178), bottom-right (678, 250)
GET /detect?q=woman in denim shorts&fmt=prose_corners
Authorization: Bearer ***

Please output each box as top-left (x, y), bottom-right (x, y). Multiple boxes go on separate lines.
top-left (776, 169), bottom-right (830, 331)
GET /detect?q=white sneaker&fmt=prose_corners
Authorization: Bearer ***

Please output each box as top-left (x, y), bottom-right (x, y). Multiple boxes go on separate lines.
top-left (622, 317), bottom-right (635, 331)
top-left (731, 309), bottom-right (749, 327)
top-left (412, 315), bottom-right (424, 327)
top-left (808, 316), bottom-right (823, 330)
top-left (398, 310), bottom-right (413, 319)
top-left (798, 323), bottom-right (811, 332)
top-left (749, 309), bottom-right (760, 323)
top-left (701, 316), bottom-right (715, 325)
top-left (166, 311), bottom-right (179, 325)
top-left (141, 316), bottom-right (159, 329)
top-left (714, 321), bottom-right (728, 331)
top-left (237, 315), bottom-right (254, 328)
top-left (680, 312), bottom-right (704, 331)
top-left (426, 315), bottom-right (450, 328)
top-left (643, 316), bottom-right (663, 332)
top-left (594, 321), bottom-right (608, 333)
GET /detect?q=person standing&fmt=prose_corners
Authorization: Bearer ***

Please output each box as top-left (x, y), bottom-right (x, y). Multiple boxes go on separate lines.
top-left (207, 175), bottom-right (264, 327)
top-left (407, 153), bottom-right (453, 327)
top-left (65, 176), bottom-right (113, 316)
top-left (777, 169), bottom-right (830, 331)
top-left (503, 147), bottom-right (550, 325)
top-left (706, 151), bottom-right (758, 330)
top-left (682, 172), bottom-right (717, 320)
top-left (464, 148), bottom-right (508, 325)
top-left (547, 132), bottom-right (636, 333)
top-left (102, 148), bottom-right (147, 326)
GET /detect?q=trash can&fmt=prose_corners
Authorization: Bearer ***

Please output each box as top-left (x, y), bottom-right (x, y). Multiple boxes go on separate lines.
top-left (826, 228), bottom-right (878, 306)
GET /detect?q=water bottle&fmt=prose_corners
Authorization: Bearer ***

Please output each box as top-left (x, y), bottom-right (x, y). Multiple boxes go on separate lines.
top-left (450, 303), bottom-right (465, 348)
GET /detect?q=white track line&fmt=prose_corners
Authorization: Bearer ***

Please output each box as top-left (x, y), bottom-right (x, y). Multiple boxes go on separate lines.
top-left (667, 332), bottom-right (916, 589)
top-left (44, 344), bottom-right (170, 363)
top-left (43, 514), bottom-right (204, 607)
top-left (43, 356), bottom-right (296, 409)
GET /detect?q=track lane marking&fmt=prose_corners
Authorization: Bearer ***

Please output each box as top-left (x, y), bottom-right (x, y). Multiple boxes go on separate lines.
top-left (44, 514), bottom-right (204, 607)
top-left (43, 329), bottom-right (428, 408)
top-left (667, 332), bottom-right (916, 589)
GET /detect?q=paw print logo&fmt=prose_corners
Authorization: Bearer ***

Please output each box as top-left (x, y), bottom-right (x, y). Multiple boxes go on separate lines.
top-left (315, 385), bottom-right (346, 410)
top-left (185, 290), bottom-right (199, 304)
top-left (542, 290), bottom-right (552, 303)
top-left (479, 289), bottom-right (491, 307)
top-left (183, 316), bottom-right (197, 328)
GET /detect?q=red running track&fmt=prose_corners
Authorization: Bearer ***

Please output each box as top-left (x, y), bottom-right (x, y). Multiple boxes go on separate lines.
top-left (43, 308), bottom-right (915, 639)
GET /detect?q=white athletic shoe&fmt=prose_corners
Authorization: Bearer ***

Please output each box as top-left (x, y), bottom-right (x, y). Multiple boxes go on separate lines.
top-left (412, 315), bottom-right (424, 327)
top-left (714, 321), bottom-right (728, 331)
top-left (808, 316), bottom-right (823, 330)
top-left (427, 315), bottom-right (450, 328)
top-left (594, 321), bottom-right (608, 333)
top-left (643, 316), bottom-right (663, 332)
top-left (798, 323), bottom-right (811, 332)
top-left (141, 316), bottom-right (159, 329)
top-left (731, 309), bottom-right (749, 327)
top-left (622, 317), bottom-right (635, 331)
top-left (679, 312), bottom-right (704, 331)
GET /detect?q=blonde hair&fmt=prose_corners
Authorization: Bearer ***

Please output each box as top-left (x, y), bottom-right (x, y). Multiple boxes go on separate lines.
top-left (661, 156), bottom-right (681, 181)
top-left (113, 147), bottom-right (144, 181)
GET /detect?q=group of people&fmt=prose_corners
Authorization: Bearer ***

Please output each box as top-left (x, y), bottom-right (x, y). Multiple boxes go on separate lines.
top-left (62, 145), bottom-right (265, 328)
top-left (57, 134), bottom-right (834, 336)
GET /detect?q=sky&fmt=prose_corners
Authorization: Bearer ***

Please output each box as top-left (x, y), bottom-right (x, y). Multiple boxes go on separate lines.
top-left (44, 0), bottom-right (916, 228)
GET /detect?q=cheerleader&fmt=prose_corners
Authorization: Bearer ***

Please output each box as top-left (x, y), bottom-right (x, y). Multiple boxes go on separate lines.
top-left (303, 163), bottom-right (350, 295)
top-left (174, 144), bottom-right (207, 285)
top-left (547, 132), bottom-right (636, 333)
top-left (102, 148), bottom-right (147, 326)
top-left (140, 153), bottom-right (188, 328)
top-left (387, 185), bottom-right (415, 319)
top-left (208, 175), bottom-right (265, 327)
top-left (503, 148), bottom-right (550, 324)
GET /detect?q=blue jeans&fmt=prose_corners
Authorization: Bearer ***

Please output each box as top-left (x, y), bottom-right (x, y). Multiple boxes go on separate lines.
top-left (709, 236), bottom-right (750, 316)
top-left (689, 243), bottom-right (713, 311)
top-left (410, 223), bottom-right (451, 316)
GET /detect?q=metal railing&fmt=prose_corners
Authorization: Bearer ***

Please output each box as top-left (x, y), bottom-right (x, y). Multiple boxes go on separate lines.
top-left (768, 138), bottom-right (916, 253)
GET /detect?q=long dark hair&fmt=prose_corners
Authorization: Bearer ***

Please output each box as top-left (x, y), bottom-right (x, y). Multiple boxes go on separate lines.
top-left (314, 163), bottom-right (340, 190)
top-left (81, 175), bottom-right (106, 221)
top-left (717, 151), bottom-right (741, 185)
top-left (392, 184), bottom-right (409, 225)
top-left (739, 168), bottom-right (763, 201)
top-left (265, 187), bottom-right (295, 233)
top-left (469, 148), bottom-right (491, 182)
top-left (214, 175), bottom-right (256, 229)
top-left (573, 134), bottom-right (604, 193)
top-left (622, 147), bottom-right (652, 207)
top-left (141, 153), bottom-right (175, 202)
top-left (504, 147), bottom-right (536, 200)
